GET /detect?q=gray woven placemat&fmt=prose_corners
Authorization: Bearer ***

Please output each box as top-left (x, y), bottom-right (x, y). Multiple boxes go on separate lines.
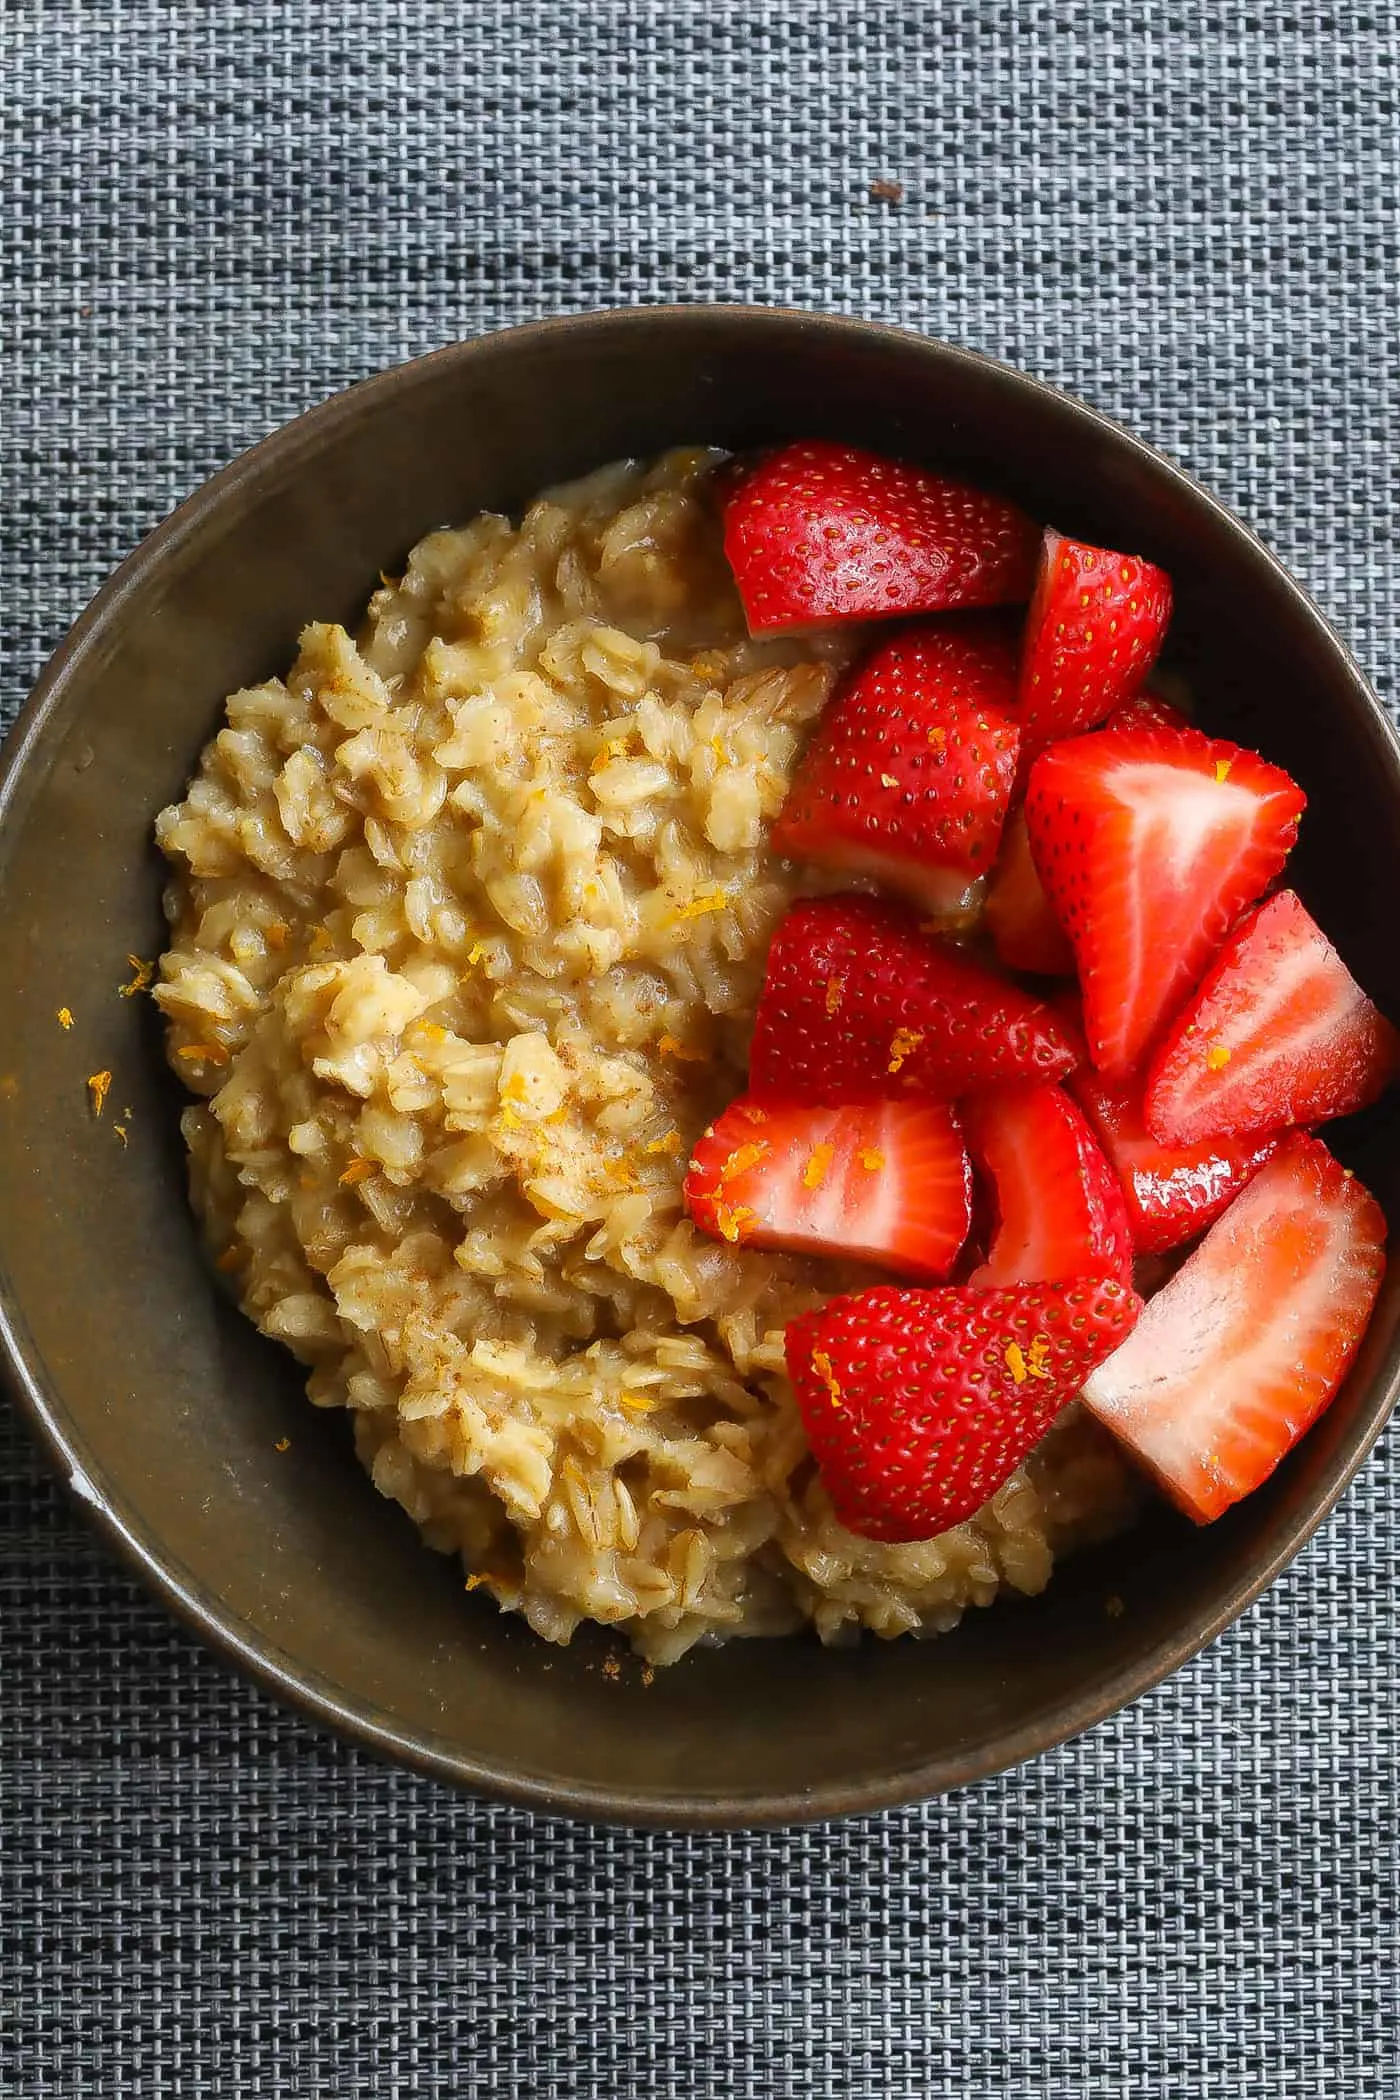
top-left (3, 5), bottom-right (1398, 2095)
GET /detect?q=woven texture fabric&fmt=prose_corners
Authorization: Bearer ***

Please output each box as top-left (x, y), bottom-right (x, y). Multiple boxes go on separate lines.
top-left (3, 4), bottom-right (1398, 2094)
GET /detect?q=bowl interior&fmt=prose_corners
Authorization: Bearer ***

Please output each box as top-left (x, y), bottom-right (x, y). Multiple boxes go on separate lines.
top-left (3, 309), bottom-right (1398, 1825)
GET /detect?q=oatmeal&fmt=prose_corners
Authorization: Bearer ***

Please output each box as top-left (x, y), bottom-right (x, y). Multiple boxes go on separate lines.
top-left (155, 449), bottom-right (1137, 1664)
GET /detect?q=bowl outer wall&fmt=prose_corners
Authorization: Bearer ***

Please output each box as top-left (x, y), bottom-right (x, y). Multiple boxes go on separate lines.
top-left (1, 306), bottom-right (1398, 1829)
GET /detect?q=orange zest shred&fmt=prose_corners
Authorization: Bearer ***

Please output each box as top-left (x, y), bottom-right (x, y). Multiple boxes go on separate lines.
top-left (887, 1026), bottom-right (924, 1075)
top-left (86, 1070), bottom-right (112, 1117)
top-left (1214, 757), bottom-right (1233, 783)
top-left (119, 954), bottom-right (156, 998)
top-left (1206, 1044), bottom-right (1232, 1070)
top-left (713, 1201), bottom-right (755, 1244)
top-left (265, 922), bottom-right (289, 950)
top-left (466, 942), bottom-right (486, 965)
top-left (590, 734), bottom-right (632, 774)
top-left (879, 772), bottom-right (899, 789)
top-left (736, 1101), bottom-right (768, 1125)
top-left (619, 1391), bottom-right (662, 1414)
top-left (859, 1148), bottom-right (885, 1172)
top-left (113, 1124), bottom-right (128, 1148)
top-left (417, 1021), bottom-right (448, 1043)
top-left (274, 1437), bottom-right (291, 1453)
top-left (802, 1143), bottom-right (835, 1191)
top-left (675, 890), bottom-right (728, 922)
top-left (56, 1007), bottom-right (74, 1030)
top-left (928, 725), bottom-right (947, 751)
top-left (658, 1033), bottom-right (707, 1062)
top-left (1006, 1335), bottom-right (1054, 1386)
top-left (338, 1157), bottom-right (376, 1185)
top-left (175, 1042), bottom-right (230, 1067)
top-left (720, 1139), bottom-right (770, 1183)
top-left (644, 1129), bottom-right (683, 1156)
top-left (824, 976), bottom-right (845, 1018)
top-left (812, 1347), bottom-right (844, 1410)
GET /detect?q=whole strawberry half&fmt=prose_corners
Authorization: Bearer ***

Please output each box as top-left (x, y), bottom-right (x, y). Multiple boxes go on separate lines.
top-left (1083, 1133), bottom-right (1385, 1521)
top-left (983, 807), bottom-right (1076, 977)
top-left (723, 440), bottom-right (1040, 633)
top-left (1146, 888), bottom-right (1400, 1146)
top-left (1069, 1063), bottom-right (1282, 1255)
top-left (962, 1082), bottom-right (1135, 1287)
top-left (1015, 529), bottom-right (1173, 766)
top-left (1025, 725), bottom-right (1306, 1077)
top-left (684, 1093), bottom-right (972, 1280)
top-left (786, 1275), bottom-right (1142, 1541)
top-left (748, 895), bottom-right (1081, 1105)
top-left (771, 619), bottom-right (1020, 913)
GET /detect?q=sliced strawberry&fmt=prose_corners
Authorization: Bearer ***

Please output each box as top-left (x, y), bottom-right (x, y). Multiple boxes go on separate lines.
top-left (771, 620), bottom-right (1020, 912)
top-left (984, 807), bottom-right (1076, 977)
top-left (1025, 726), bottom-right (1306, 1077)
top-left (1069, 1064), bottom-right (1282, 1254)
top-left (723, 440), bottom-right (1039, 633)
top-left (786, 1275), bottom-right (1142, 1541)
top-left (1015, 529), bottom-right (1173, 764)
top-left (1146, 889), bottom-right (1400, 1146)
top-left (1082, 1133), bottom-right (1385, 1521)
top-left (1103, 689), bottom-right (1193, 735)
top-left (748, 895), bottom-right (1081, 1105)
top-left (684, 1095), bottom-right (971, 1279)
top-left (962, 1082), bottom-right (1134, 1287)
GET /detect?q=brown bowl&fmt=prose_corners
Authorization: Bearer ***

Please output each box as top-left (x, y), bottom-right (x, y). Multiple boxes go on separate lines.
top-left (3, 307), bottom-right (1398, 1828)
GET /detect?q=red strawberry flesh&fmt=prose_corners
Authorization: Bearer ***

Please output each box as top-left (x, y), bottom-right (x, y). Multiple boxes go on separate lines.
top-left (772, 619), bottom-right (1020, 909)
top-left (723, 440), bottom-right (1040, 633)
top-left (1082, 1133), bottom-right (1386, 1521)
top-left (1146, 888), bottom-right (1400, 1146)
top-left (1025, 725), bottom-right (1305, 1076)
top-left (786, 1275), bottom-right (1142, 1541)
top-left (748, 895), bottom-right (1081, 1105)
top-left (984, 806), bottom-right (1076, 977)
top-left (1103, 689), bottom-right (1194, 735)
top-left (1015, 529), bottom-right (1173, 766)
top-left (1069, 1064), bottom-right (1282, 1255)
top-left (963, 1082), bottom-right (1135, 1287)
top-left (684, 1094), bottom-right (972, 1280)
